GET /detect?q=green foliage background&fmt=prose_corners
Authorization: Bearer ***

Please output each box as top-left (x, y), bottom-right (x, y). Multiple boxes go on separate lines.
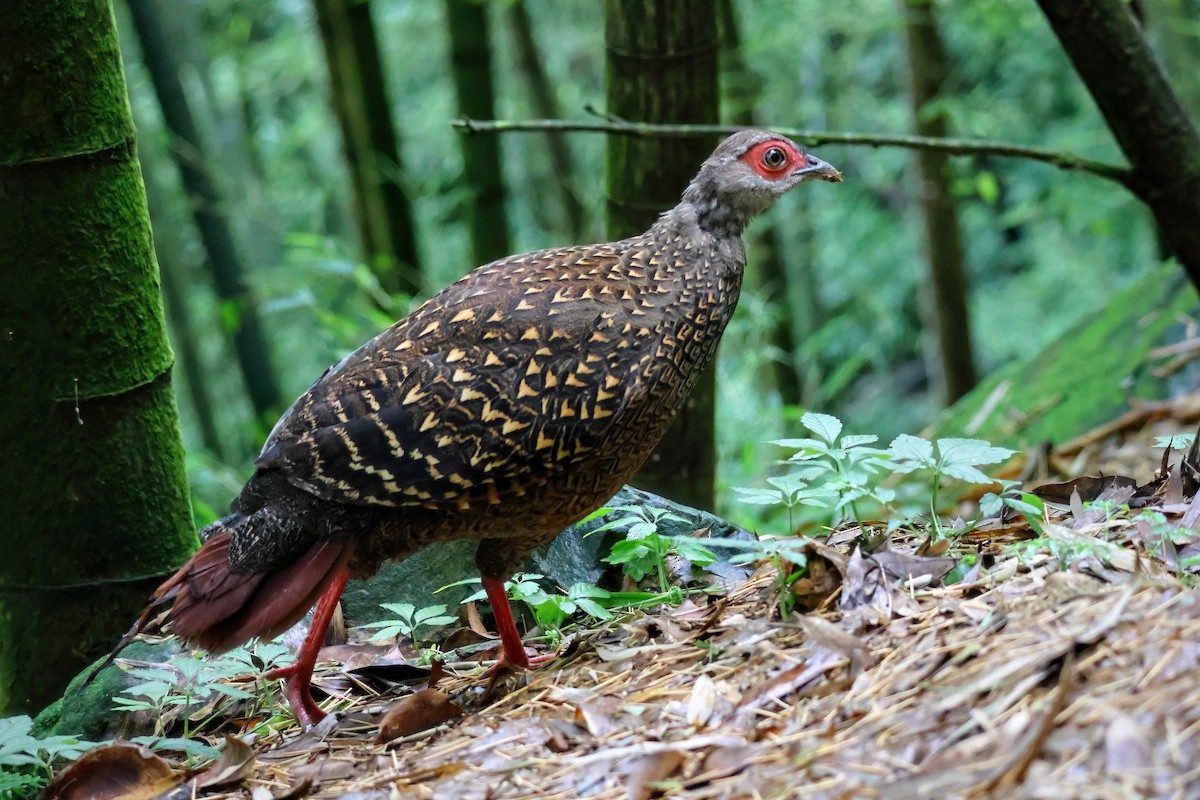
top-left (114, 0), bottom-right (1193, 525)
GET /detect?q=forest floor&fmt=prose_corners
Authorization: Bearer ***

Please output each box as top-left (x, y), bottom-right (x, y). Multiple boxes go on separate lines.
top-left (41, 394), bottom-right (1200, 800)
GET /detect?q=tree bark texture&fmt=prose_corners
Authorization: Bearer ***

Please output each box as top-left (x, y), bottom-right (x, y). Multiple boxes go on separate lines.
top-left (605, 0), bottom-right (720, 508)
top-left (313, 0), bottom-right (421, 297)
top-left (1037, 0), bottom-right (1200, 291)
top-left (446, 0), bottom-right (512, 267)
top-left (0, 0), bottom-right (198, 714)
top-left (900, 0), bottom-right (978, 405)
top-left (125, 0), bottom-right (283, 425)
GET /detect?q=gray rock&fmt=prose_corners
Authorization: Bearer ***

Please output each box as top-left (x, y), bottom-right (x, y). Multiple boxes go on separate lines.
top-left (341, 486), bottom-right (755, 625)
top-left (34, 638), bottom-right (184, 741)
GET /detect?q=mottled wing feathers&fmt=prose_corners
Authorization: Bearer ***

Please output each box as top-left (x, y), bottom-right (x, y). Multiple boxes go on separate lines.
top-left (257, 243), bottom-right (669, 510)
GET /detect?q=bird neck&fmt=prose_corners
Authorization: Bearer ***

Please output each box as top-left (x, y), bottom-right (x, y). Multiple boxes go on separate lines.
top-left (675, 174), bottom-right (767, 240)
top-left (650, 201), bottom-right (747, 283)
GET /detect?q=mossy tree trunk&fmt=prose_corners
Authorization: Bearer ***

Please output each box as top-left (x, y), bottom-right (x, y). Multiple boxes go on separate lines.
top-left (605, 0), bottom-right (719, 508)
top-left (125, 0), bottom-right (283, 428)
top-left (1037, 0), bottom-right (1200, 291)
top-left (446, 0), bottom-right (512, 267)
top-left (900, 0), bottom-right (977, 405)
top-left (313, 0), bottom-right (421, 297)
top-left (0, 0), bottom-right (198, 714)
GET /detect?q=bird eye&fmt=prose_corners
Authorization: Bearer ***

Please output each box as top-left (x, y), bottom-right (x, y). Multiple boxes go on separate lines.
top-left (761, 146), bottom-right (788, 170)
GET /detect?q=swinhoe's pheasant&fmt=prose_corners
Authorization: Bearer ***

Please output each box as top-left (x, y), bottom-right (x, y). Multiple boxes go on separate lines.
top-left (106, 130), bottom-right (841, 726)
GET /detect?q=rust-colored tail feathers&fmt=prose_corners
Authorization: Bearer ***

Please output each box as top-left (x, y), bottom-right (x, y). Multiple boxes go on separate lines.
top-left (83, 519), bottom-right (350, 686)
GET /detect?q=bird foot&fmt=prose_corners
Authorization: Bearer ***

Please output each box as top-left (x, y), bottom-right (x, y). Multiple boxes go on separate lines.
top-left (479, 648), bottom-right (559, 696)
top-left (263, 663), bottom-right (327, 728)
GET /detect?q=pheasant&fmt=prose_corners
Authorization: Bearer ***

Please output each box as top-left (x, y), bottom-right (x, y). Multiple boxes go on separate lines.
top-left (105, 130), bottom-right (841, 727)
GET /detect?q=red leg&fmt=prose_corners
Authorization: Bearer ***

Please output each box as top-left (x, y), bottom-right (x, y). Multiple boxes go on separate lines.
top-left (263, 568), bottom-right (349, 727)
top-left (482, 574), bottom-right (530, 669)
top-left (479, 575), bottom-right (559, 685)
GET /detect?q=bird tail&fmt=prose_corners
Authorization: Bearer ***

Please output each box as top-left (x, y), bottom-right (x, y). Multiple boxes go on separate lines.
top-left (83, 515), bottom-right (351, 687)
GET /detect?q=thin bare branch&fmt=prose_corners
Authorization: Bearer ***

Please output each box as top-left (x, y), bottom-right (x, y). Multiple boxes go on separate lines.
top-left (452, 117), bottom-right (1134, 188)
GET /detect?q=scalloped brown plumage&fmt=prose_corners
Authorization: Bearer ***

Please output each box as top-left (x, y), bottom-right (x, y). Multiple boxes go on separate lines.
top-left (102, 130), bottom-right (841, 727)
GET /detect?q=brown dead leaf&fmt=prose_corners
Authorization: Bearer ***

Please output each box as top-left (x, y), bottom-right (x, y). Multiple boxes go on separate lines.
top-left (190, 735), bottom-right (254, 790)
top-left (792, 615), bottom-right (870, 674)
top-left (317, 643), bottom-right (384, 668)
top-left (464, 600), bottom-right (492, 637)
top-left (264, 778), bottom-right (315, 800)
top-left (441, 625), bottom-right (492, 653)
top-left (789, 548), bottom-right (844, 613)
top-left (426, 657), bottom-right (446, 689)
top-left (574, 694), bottom-right (621, 737)
top-left (868, 547), bottom-right (957, 584)
top-left (915, 537), bottom-right (951, 557)
top-left (375, 688), bottom-right (463, 743)
top-left (624, 750), bottom-right (685, 800)
top-left (40, 742), bottom-right (177, 800)
top-left (1032, 475), bottom-right (1138, 505)
top-left (697, 743), bottom-right (755, 781)
top-left (839, 547), bottom-right (890, 626)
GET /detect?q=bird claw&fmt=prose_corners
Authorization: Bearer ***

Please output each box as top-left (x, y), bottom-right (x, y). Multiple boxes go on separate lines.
top-left (479, 649), bottom-right (559, 697)
top-left (263, 663), bottom-right (327, 727)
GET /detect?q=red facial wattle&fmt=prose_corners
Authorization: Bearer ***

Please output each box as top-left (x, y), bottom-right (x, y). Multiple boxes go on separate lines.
top-left (739, 140), bottom-right (803, 180)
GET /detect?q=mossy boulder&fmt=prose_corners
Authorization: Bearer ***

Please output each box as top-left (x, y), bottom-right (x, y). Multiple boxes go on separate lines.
top-left (931, 262), bottom-right (1198, 447)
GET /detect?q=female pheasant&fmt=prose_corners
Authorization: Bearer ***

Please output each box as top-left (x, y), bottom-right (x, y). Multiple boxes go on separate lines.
top-left (113, 130), bottom-right (840, 726)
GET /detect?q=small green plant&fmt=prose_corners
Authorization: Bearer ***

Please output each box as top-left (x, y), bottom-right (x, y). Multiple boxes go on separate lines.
top-left (887, 434), bottom-right (1016, 534)
top-left (594, 505), bottom-right (717, 591)
top-left (0, 715), bottom-right (98, 800)
top-left (979, 483), bottom-right (1045, 534)
top-left (763, 412), bottom-right (896, 527)
top-left (737, 413), bottom-right (1016, 536)
top-left (114, 642), bottom-right (292, 740)
top-left (358, 603), bottom-right (458, 657)
top-left (459, 573), bottom-right (607, 647)
top-left (727, 413), bottom-right (1020, 614)
top-left (1153, 433), bottom-right (1196, 450)
top-left (454, 573), bottom-right (684, 646)
top-left (1008, 525), bottom-right (1129, 568)
top-left (732, 473), bottom-right (834, 534)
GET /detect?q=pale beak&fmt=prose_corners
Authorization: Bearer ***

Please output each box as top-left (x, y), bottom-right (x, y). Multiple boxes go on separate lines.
top-left (795, 153), bottom-right (842, 183)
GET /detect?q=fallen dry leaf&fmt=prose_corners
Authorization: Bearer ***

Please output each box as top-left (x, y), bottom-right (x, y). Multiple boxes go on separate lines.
top-left (685, 674), bottom-right (716, 728)
top-left (1032, 475), bottom-right (1139, 505)
top-left (573, 694), bottom-right (621, 737)
top-left (190, 734), bottom-right (254, 789)
top-left (868, 547), bottom-right (957, 584)
top-left (375, 688), bottom-right (463, 743)
top-left (624, 750), bottom-right (685, 800)
top-left (40, 742), bottom-right (177, 800)
top-left (792, 615), bottom-right (870, 674)
top-left (697, 743), bottom-right (755, 781)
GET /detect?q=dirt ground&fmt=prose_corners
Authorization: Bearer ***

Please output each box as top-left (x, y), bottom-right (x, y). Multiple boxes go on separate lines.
top-left (42, 397), bottom-right (1200, 800)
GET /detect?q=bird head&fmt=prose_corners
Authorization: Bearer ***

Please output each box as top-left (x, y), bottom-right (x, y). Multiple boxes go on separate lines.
top-left (681, 129), bottom-right (841, 237)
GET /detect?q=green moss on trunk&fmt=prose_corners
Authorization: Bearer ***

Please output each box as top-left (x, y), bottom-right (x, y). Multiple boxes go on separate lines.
top-left (0, 0), bottom-right (197, 714)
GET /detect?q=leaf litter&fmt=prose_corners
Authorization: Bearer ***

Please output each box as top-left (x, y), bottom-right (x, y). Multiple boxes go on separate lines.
top-left (54, 409), bottom-right (1200, 799)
